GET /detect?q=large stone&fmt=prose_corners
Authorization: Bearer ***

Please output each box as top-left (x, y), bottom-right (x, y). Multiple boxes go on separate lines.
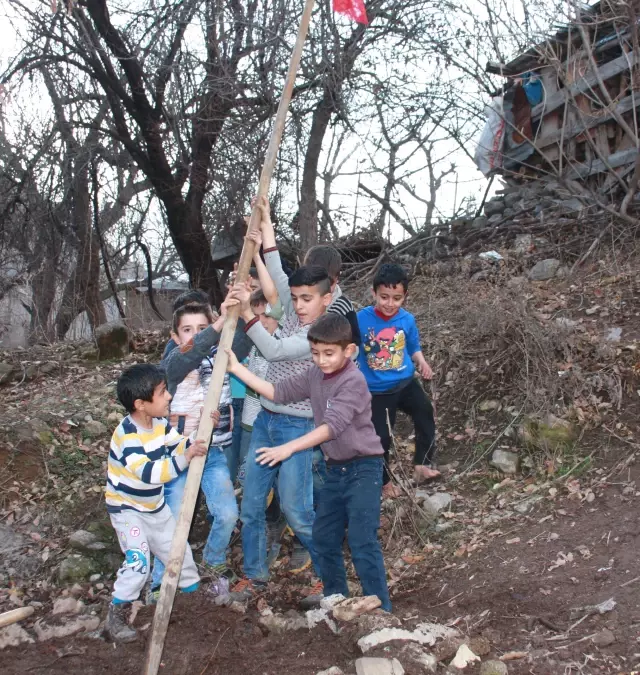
top-left (69, 530), bottom-right (108, 552)
top-left (472, 217), bottom-right (488, 229)
top-left (490, 449), bottom-right (519, 474)
top-left (397, 644), bottom-right (437, 673)
top-left (592, 628), bottom-right (615, 647)
top-left (480, 661), bottom-right (508, 675)
top-left (484, 199), bottom-right (505, 217)
top-left (52, 597), bottom-right (84, 616)
top-left (333, 596), bottom-right (381, 622)
top-left (425, 493), bottom-right (452, 513)
top-left (528, 258), bottom-right (561, 281)
top-left (34, 615), bottom-right (100, 642)
top-left (355, 658), bottom-right (405, 675)
top-left (450, 644), bottom-right (480, 669)
top-left (57, 554), bottom-right (100, 583)
top-left (504, 192), bottom-right (522, 209)
top-left (84, 420), bottom-right (107, 437)
top-left (317, 669), bottom-right (344, 675)
top-left (358, 626), bottom-right (437, 653)
top-left (488, 214), bottom-right (503, 225)
top-left (259, 611), bottom-right (307, 634)
top-left (0, 362), bottom-right (14, 385)
top-left (95, 322), bottom-right (131, 360)
top-left (0, 624), bottom-right (34, 650)
top-left (519, 415), bottom-right (576, 453)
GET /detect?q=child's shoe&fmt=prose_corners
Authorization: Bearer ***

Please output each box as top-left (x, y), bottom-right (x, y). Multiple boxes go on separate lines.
top-left (228, 578), bottom-right (267, 603)
top-left (104, 602), bottom-right (137, 643)
top-left (299, 580), bottom-right (324, 609)
top-left (284, 539), bottom-right (311, 573)
top-left (145, 586), bottom-right (161, 606)
top-left (203, 563), bottom-right (236, 605)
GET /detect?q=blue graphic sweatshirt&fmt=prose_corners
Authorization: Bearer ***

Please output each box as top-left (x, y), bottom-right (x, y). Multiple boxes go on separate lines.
top-left (356, 306), bottom-right (421, 393)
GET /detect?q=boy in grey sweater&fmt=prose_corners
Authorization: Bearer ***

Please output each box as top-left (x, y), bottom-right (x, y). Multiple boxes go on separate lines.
top-left (226, 313), bottom-right (390, 611)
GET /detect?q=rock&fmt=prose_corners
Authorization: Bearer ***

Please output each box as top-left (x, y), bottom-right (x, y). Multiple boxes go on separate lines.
top-left (397, 643), bottom-right (437, 673)
top-left (557, 197), bottom-right (584, 213)
top-left (471, 270), bottom-right (489, 283)
top-left (57, 554), bottom-right (100, 583)
top-left (605, 327), bottom-right (622, 343)
top-left (506, 276), bottom-right (527, 289)
top-left (472, 217), bottom-right (488, 229)
top-left (259, 611), bottom-right (307, 634)
top-left (484, 199), bottom-right (505, 217)
top-left (355, 658), bottom-right (405, 675)
top-left (320, 594), bottom-right (347, 610)
top-left (84, 420), bottom-right (107, 437)
top-left (358, 627), bottom-right (436, 653)
top-left (479, 399), bottom-right (501, 412)
top-left (504, 193), bottom-right (521, 209)
top-left (480, 661), bottom-right (508, 675)
top-left (95, 322), bottom-right (131, 360)
top-left (528, 258), bottom-right (561, 281)
top-left (514, 496), bottom-right (543, 514)
top-left (69, 530), bottom-right (108, 552)
top-left (450, 644), bottom-right (480, 669)
top-left (487, 214), bottom-right (502, 225)
top-left (34, 615), bottom-right (100, 642)
top-left (52, 597), bottom-right (84, 615)
top-left (513, 234), bottom-right (533, 254)
top-left (592, 628), bottom-right (615, 647)
top-left (519, 415), bottom-right (575, 453)
top-left (107, 411), bottom-right (121, 423)
top-left (333, 596), bottom-right (381, 622)
top-left (89, 574), bottom-right (101, 582)
top-left (317, 669), bottom-right (344, 675)
top-left (0, 362), bottom-right (14, 385)
top-left (432, 636), bottom-right (464, 662)
top-left (25, 364), bottom-right (39, 380)
top-left (468, 636), bottom-right (491, 656)
top-left (426, 492), bottom-right (452, 513)
top-left (502, 207), bottom-right (515, 219)
top-left (0, 624), bottom-right (34, 650)
top-left (355, 611), bottom-right (402, 635)
top-left (40, 362), bottom-right (58, 375)
top-left (490, 449), bottom-right (519, 474)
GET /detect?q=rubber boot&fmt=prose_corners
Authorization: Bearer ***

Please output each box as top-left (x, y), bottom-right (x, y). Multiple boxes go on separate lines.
top-left (104, 602), bottom-right (138, 643)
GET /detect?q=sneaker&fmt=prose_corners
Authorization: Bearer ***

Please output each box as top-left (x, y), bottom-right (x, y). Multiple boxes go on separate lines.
top-left (145, 586), bottom-right (161, 606)
top-left (104, 602), bottom-right (138, 643)
top-left (382, 482), bottom-right (403, 499)
top-left (228, 578), bottom-right (267, 603)
top-left (284, 539), bottom-right (311, 573)
top-left (299, 580), bottom-right (324, 610)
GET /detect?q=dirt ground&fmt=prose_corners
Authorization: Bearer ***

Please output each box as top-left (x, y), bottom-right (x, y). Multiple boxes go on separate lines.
top-left (2, 257), bottom-right (640, 674)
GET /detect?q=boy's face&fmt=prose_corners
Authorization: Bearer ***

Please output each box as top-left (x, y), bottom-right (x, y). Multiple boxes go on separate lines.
top-left (249, 277), bottom-right (261, 293)
top-left (252, 302), bottom-right (279, 334)
top-left (135, 381), bottom-right (172, 418)
top-left (310, 342), bottom-right (356, 375)
top-left (291, 285), bottom-right (332, 325)
top-left (372, 284), bottom-right (407, 317)
top-left (172, 312), bottom-right (210, 346)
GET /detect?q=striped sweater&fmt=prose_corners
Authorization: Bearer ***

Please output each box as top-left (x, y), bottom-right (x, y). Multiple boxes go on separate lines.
top-left (105, 416), bottom-right (192, 514)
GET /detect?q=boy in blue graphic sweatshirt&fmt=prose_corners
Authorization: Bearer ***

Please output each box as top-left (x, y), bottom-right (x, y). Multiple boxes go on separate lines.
top-left (357, 263), bottom-right (440, 499)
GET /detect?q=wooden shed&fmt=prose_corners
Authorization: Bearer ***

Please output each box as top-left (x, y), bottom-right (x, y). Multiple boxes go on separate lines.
top-left (481, 0), bottom-right (640, 192)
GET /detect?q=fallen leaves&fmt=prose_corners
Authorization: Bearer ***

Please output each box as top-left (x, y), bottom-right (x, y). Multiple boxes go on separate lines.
top-left (548, 551), bottom-right (574, 571)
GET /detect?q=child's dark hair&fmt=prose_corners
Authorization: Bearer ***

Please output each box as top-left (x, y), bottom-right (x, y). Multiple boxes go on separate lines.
top-left (249, 267), bottom-right (259, 280)
top-left (304, 245), bottom-right (342, 282)
top-left (172, 303), bottom-right (214, 333)
top-left (373, 263), bottom-right (409, 293)
top-left (288, 265), bottom-right (331, 295)
top-left (117, 364), bottom-right (167, 413)
top-left (250, 289), bottom-right (268, 308)
top-left (172, 289), bottom-right (210, 313)
top-left (307, 313), bottom-right (353, 348)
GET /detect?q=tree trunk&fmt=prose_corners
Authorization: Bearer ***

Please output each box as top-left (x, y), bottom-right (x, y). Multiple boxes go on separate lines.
top-left (298, 92), bottom-right (334, 252)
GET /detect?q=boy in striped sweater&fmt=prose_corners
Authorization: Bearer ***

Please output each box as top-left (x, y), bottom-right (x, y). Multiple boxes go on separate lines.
top-left (104, 364), bottom-right (207, 642)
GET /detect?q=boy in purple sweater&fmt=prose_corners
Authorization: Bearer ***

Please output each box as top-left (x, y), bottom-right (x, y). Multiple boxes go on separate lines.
top-left (226, 314), bottom-right (391, 611)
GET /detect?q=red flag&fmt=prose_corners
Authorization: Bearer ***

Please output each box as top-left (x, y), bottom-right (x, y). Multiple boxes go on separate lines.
top-left (333, 0), bottom-right (369, 24)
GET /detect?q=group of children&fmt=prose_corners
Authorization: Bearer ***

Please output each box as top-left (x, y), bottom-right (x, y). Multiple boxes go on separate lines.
top-left (103, 198), bottom-right (438, 642)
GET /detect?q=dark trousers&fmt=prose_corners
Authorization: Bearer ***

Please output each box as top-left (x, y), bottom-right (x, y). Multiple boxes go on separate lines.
top-left (370, 378), bottom-right (436, 484)
top-left (313, 456), bottom-right (391, 611)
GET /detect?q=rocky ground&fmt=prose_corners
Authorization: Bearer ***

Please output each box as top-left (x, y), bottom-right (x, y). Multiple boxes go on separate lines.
top-left (1, 240), bottom-right (640, 674)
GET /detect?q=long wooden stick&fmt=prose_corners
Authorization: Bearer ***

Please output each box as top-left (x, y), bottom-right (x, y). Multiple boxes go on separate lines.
top-left (0, 606), bottom-right (34, 629)
top-left (143, 1), bottom-right (316, 672)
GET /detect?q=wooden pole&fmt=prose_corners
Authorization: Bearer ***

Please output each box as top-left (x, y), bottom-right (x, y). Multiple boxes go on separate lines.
top-left (0, 606), bottom-right (34, 629)
top-left (143, 1), bottom-right (316, 672)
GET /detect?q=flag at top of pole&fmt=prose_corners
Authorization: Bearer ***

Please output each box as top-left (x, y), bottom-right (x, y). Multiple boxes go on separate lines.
top-left (333, 0), bottom-right (369, 24)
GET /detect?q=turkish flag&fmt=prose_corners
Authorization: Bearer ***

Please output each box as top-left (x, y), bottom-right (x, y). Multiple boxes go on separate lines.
top-left (333, 0), bottom-right (369, 24)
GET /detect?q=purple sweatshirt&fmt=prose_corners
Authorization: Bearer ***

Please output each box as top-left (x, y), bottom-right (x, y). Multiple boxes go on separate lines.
top-left (273, 360), bottom-right (384, 463)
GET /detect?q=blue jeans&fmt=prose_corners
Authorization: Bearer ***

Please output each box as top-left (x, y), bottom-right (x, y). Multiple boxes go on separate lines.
top-left (224, 398), bottom-right (245, 483)
top-left (313, 456), bottom-right (391, 611)
top-left (150, 447), bottom-right (238, 588)
top-left (240, 410), bottom-right (319, 581)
